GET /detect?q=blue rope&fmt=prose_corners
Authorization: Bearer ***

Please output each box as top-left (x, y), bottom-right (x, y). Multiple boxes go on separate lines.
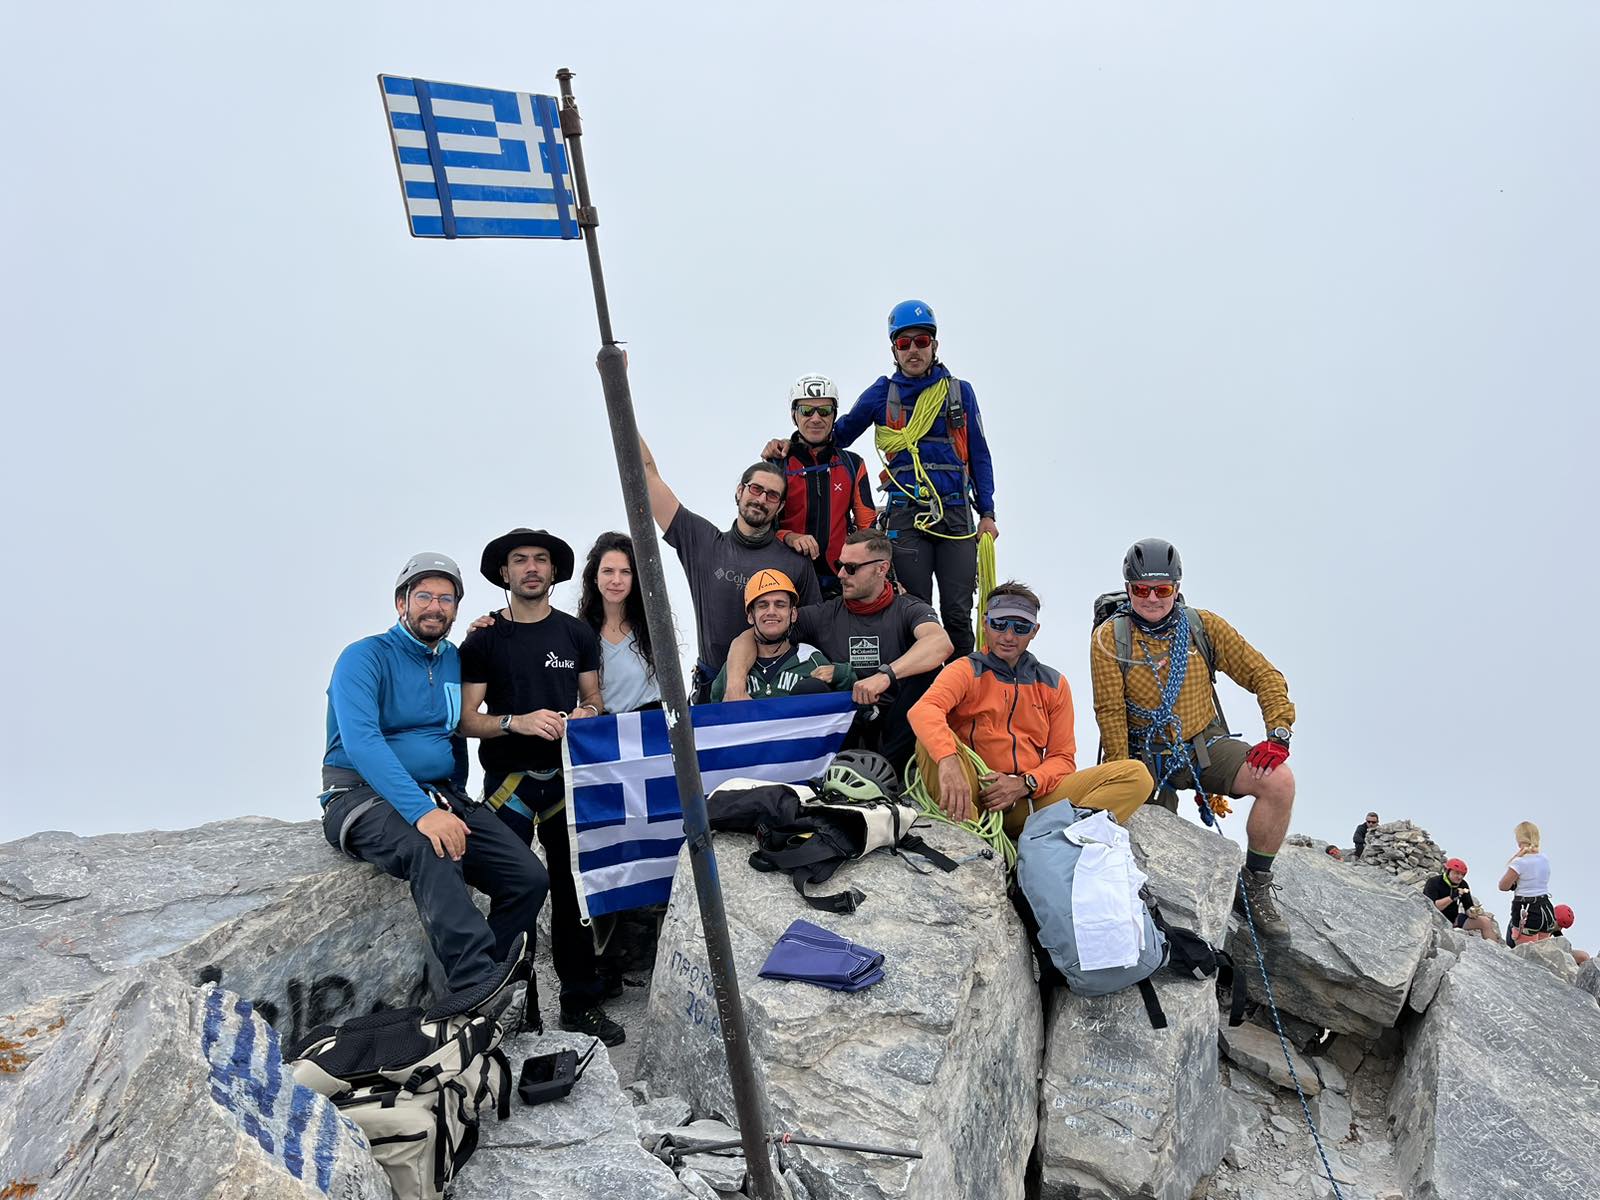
top-left (1125, 606), bottom-right (1224, 826)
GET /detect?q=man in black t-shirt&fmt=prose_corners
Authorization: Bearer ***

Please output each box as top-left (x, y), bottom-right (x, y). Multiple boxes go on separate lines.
top-left (639, 435), bottom-right (821, 700)
top-left (459, 528), bottom-right (623, 1046)
top-left (723, 529), bottom-right (953, 770)
top-left (1422, 859), bottom-right (1497, 941)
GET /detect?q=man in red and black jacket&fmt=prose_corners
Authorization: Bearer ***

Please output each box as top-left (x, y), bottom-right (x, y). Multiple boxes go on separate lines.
top-left (763, 374), bottom-right (876, 599)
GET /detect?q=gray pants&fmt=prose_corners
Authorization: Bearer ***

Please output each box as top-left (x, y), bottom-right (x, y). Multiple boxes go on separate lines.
top-left (321, 772), bottom-right (549, 994)
top-left (886, 504), bottom-right (977, 659)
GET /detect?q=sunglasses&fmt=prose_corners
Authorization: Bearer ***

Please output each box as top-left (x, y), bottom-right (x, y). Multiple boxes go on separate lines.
top-left (794, 404), bottom-right (835, 418)
top-left (986, 616), bottom-right (1037, 635)
top-left (893, 333), bottom-right (934, 352)
top-left (742, 481), bottom-right (783, 503)
top-left (1129, 582), bottom-right (1177, 600)
top-left (835, 557), bottom-right (887, 576)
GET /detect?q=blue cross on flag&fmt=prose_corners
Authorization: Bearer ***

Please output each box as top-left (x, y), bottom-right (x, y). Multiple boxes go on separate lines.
top-left (379, 74), bottom-right (580, 240)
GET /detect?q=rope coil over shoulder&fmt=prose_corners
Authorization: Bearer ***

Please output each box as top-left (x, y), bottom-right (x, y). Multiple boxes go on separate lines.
top-left (875, 377), bottom-right (976, 540)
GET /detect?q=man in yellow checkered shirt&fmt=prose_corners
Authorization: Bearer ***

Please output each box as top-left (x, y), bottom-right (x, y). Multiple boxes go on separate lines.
top-left (1091, 538), bottom-right (1297, 937)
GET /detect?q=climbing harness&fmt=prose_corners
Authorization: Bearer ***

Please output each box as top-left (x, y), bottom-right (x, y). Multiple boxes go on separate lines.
top-left (901, 745), bottom-right (1018, 872)
top-left (874, 377), bottom-right (976, 541)
top-left (974, 531), bottom-right (997, 651)
top-left (1211, 795), bottom-right (1346, 1200)
top-left (1123, 605), bottom-right (1232, 827)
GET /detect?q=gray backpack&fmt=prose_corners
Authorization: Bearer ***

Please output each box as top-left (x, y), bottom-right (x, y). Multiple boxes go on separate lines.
top-left (1015, 802), bottom-right (1170, 1023)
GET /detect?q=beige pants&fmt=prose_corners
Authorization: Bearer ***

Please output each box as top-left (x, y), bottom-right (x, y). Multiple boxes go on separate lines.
top-left (915, 742), bottom-right (1153, 839)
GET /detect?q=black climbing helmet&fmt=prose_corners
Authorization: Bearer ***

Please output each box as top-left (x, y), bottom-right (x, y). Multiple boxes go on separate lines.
top-left (820, 749), bottom-right (902, 803)
top-left (1123, 538), bottom-right (1182, 583)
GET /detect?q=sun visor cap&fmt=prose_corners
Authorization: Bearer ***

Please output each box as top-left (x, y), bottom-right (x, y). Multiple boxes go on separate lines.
top-left (986, 593), bottom-right (1040, 624)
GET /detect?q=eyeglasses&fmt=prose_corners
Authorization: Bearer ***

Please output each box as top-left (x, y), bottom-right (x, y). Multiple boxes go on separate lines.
top-left (987, 616), bottom-right (1037, 635)
top-left (1128, 582), bottom-right (1177, 600)
top-left (411, 591), bottom-right (458, 608)
top-left (795, 404), bottom-right (835, 418)
top-left (893, 333), bottom-right (934, 352)
top-left (742, 481), bottom-right (783, 503)
top-left (835, 558), bottom-right (887, 576)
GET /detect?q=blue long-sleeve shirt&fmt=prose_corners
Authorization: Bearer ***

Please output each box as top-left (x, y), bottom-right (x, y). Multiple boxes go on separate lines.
top-left (833, 362), bottom-right (996, 517)
top-left (323, 622), bottom-right (466, 825)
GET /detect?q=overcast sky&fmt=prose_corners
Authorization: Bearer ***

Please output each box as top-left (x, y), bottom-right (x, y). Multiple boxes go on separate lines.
top-left (3, 3), bottom-right (1594, 937)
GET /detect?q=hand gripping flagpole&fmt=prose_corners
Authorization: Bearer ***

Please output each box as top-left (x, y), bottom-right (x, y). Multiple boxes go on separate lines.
top-left (554, 68), bottom-right (781, 1200)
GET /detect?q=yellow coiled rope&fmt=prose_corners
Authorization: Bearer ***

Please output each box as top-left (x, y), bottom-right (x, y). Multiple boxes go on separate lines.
top-left (974, 531), bottom-right (996, 651)
top-left (873, 378), bottom-right (974, 541)
top-left (902, 746), bottom-right (1018, 872)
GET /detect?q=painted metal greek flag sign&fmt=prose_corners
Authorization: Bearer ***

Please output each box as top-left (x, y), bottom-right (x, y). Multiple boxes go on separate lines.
top-left (379, 74), bottom-right (580, 240)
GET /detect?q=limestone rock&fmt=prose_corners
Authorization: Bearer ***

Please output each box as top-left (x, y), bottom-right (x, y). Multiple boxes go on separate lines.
top-left (0, 818), bottom-right (430, 1056)
top-left (1127, 805), bottom-right (1244, 945)
top-left (1309, 1088), bottom-right (1353, 1143)
top-left (1406, 949), bottom-right (1457, 1014)
top-left (0, 962), bottom-right (390, 1200)
top-left (1324, 1034), bottom-right (1366, 1076)
top-left (1577, 958), bottom-right (1600, 1004)
top-left (453, 1030), bottom-right (690, 1200)
top-left (1512, 937), bottom-right (1580, 985)
top-left (1037, 977), bottom-right (1222, 1200)
top-left (1391, 938), bottom-right (1600, 1198)
top-left (637, 824), bottom-right (1037, 1200)
top-left (1219, 1021), bottom-right (1321, 1096)
top-left (1351, 820), bottom-right (1446, 887)
top-left (1226, 845), bottom-right (1434, 1036)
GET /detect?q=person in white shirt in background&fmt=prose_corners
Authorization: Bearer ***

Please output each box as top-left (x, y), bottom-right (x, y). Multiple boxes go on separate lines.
top-left (1499, 820), bottom-right (1556, 947)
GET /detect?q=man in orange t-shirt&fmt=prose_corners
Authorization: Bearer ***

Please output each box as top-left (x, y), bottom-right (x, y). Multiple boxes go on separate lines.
top-left (908, 581), bottom-right (1151, 840)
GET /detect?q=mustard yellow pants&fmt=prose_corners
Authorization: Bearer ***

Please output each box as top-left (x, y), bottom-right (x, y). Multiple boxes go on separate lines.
top-left (915, 742), bottom-right (1153, 839)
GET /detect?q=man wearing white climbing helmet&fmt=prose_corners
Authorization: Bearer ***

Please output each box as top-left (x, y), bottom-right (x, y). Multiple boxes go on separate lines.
top-left (709, 569), bottom-right (855, 701)
top-left (1089, 538), bottom-right (1298, 937)
top-left (759, 374), bottom-right (877, 600)
top-left (320, 553), bottom-right (547, 1003)
top-left (774, 301), bottom-right (997, 658)
top-left (908, 581), bottom-right (1152, 840)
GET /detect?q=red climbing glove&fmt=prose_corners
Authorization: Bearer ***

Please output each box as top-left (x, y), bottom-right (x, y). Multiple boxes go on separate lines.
top-left (1244, 739), bottom-right (1290, 771)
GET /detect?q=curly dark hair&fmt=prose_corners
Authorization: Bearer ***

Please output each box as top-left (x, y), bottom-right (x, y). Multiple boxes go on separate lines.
top-left (578, 532), bottom-right (656, 681)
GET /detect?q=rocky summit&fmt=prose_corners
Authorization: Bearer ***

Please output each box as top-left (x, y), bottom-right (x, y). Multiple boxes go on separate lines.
top-left (1, 812), bottom-right (1597, 1199)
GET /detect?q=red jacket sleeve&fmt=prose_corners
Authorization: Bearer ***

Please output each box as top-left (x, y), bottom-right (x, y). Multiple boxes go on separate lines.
top-left (850, 459), bottom-right (877, 531)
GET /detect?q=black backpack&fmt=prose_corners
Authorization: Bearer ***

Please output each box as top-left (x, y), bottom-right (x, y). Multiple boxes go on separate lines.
top-left (1150, 901), bottom-right (1246, 1028)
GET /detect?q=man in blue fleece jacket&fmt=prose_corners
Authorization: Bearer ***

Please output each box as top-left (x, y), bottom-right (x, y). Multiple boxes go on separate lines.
top-left (321, 552), bottom-right (549, 996)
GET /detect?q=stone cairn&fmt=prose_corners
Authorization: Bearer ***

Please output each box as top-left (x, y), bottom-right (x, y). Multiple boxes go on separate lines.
top-left (1351, 820), bottom-right (1445, 886)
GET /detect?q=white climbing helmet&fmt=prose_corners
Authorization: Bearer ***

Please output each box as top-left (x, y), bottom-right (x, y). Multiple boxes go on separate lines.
top-left (789, 374), bottom-right (839, 405)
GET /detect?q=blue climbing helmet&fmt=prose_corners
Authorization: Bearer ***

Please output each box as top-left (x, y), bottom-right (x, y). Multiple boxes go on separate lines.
top-left (887, 299), bottom-right (937, 340)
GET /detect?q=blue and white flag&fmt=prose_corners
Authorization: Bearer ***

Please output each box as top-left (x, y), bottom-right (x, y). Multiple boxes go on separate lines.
top-left (562, 693), bottom-right (857, 920)
top-left (378, 74), bottom-right (579, 240)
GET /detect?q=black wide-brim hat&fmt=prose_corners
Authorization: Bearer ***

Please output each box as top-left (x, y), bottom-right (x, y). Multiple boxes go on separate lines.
top-left (480, 528), bottom-right (575, 587)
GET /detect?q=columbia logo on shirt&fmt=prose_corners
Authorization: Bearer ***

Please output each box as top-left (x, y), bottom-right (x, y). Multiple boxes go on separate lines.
top-left (546, 651), bottom-right (576, 669)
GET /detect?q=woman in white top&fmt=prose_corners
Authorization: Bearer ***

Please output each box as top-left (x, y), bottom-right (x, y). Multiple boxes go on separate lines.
top-left (578, 532), bottom-right (661, 715)
top-left (1498, 820), bottom-right (1556, 946)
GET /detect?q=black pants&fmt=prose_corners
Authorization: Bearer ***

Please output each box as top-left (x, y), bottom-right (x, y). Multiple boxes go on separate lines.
top-left (886, 506), bottom-right (978, 659)
top-left (847, 669), bottom-right (938, 775)
top-left (485, 772), bottom-right (604, 1010)
top-left (322, 775), bottom-right (549, 995)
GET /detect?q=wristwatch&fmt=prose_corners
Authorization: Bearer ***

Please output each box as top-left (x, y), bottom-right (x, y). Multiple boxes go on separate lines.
top-left (1022, 773), bottom-right (1039, 798)
top-left (499, 714), bottom-right (514, 733)
top-left (1269, 727), bottom-right (1292, 745)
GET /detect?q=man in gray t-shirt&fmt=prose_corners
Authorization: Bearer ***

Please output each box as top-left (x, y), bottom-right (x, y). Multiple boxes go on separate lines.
top-left (724, 529), bottom-right (952, 769)
top-left (640, 436), bottom-right (820, 699)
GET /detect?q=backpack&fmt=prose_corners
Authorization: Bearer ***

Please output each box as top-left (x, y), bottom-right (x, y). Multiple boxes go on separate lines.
top-left (1153, 903), bottom-right (1246, 1028)
top-left (706, 778), bottom-right (809, 835)
top-left (289, 1006), bottom-right (513, 1200)
top-left (743, 786), bottom-right (955, 914)
top-left (1091, 592), bottom-right (1229, 760)
top-left (883, 374), bottom-right (972, 500)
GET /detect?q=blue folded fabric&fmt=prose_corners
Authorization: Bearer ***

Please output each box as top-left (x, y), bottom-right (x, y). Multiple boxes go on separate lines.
top-left (759, 919), bottom-right (885, 992)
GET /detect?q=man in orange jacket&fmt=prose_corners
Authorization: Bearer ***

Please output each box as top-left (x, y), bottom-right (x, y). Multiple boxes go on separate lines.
top-left (908, 581), bottom-right (1152, 840)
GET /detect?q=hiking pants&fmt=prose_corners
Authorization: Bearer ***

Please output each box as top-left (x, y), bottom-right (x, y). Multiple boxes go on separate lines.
top-left (914, 743), bottom-right (1153, 840)
top-left (485, 771), bottom-right (605, 1011)
top-left (321, 773), bottom-right (549, 996)
top-left (886, 504), bottom-right (977, 659)
top-left (847, 669), bottom-right (938, 775)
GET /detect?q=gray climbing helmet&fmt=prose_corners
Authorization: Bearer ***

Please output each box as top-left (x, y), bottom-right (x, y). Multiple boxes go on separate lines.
top-left (1123, 538), bottom-right (1182, 583)
top-left (820, 750), bottom-right (902, 804)
top-left (395, 552), bottom-right (465, 599)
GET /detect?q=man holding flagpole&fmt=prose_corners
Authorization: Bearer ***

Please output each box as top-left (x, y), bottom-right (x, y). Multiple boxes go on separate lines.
top-left (458, 528), bottom-right (625, 1047)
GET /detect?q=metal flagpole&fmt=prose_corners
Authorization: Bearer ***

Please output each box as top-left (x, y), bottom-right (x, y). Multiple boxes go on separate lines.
top-left (553, 67), bottom-right (781, 1200)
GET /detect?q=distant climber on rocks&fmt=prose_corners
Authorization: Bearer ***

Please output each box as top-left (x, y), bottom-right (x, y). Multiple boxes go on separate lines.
top-left (1353, 811), bottom-right (1378, 859)
top-left (1423, 858), bottom-right (1498, 941)
top-left (319, 553), bottom-right (547, 1000)
top-left (1499, 820), bottom-right (1557, 946)
top-left (1551, 904), bottom-right (1591, 966)
top-left (1090, 538), bottom-right (1298, 939)
top-left (909, 581), bottom-right (1152, 840)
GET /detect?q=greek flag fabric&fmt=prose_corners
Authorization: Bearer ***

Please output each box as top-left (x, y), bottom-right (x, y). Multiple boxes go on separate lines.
top-left (561, 693), bottom-right (857, 920)
top-left (378, 74), bottom-right (580, 240)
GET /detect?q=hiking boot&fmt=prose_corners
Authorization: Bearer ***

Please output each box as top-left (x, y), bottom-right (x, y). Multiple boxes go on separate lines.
top-left (559, 1004), bottom-right (626, 1047)
top-left (1235, 869), bottom-right (1290, 939)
